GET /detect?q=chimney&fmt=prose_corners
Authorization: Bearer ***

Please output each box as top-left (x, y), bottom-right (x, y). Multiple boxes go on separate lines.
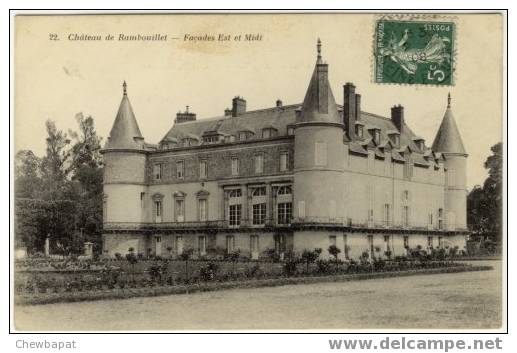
top-left (232, 96), bottom-right (246, 117)
top-left (224, 108), bottom-right (232, 117)
top-left (355, 94), bottom-right (361, 121)
top-left (276, 99), bottom-right (283, 107)
top-left (175, 106), bottom-right (196, 124)
top-left (343, 82), bottom-right (356, 139)
top-left (391, 105), bottom-right (404, 132)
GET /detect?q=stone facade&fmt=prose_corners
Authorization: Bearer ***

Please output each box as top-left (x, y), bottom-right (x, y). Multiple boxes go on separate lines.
top-left (101, 41), bottom-right (468, 259)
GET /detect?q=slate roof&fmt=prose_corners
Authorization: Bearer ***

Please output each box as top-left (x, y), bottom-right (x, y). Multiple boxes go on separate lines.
top-left (159, 103), bottom-right (438, 161)
top-left (431, 103), bottom-right (467, 155)
top-left (104, 82), bottom-right (145, 150)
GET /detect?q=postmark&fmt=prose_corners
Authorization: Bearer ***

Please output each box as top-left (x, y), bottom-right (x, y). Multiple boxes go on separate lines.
top-left (374, 18), bottom-right (455, 86)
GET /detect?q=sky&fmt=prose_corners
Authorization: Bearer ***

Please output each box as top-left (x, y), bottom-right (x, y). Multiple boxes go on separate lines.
top-left (14, 13), bottom-right (503, 189)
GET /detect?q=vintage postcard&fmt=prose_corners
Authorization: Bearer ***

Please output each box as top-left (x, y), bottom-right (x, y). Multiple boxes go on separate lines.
top-left (12, 12), bottom-right (504, 332)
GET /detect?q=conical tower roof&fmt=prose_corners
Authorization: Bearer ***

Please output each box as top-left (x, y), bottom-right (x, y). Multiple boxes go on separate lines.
top-left (298, 39), bottom-right (341, 124)
top-left (105, 81), bottom-right (144, 150)
top-left (432, 93), bottom-right (467, 155)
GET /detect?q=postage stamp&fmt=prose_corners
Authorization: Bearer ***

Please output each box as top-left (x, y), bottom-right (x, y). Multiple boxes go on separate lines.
top-left (374, 18), bottom-right (455, 85)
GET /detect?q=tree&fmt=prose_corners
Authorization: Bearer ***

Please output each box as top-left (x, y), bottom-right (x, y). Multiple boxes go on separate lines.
top-left (301, 248), bottom-right (322, 273)
top-left (467, 142), bottom-right (503, 243)
top-left (39, 120), bottom-right (71, 200)
top-left (14, 150), bottom-right (42, 199)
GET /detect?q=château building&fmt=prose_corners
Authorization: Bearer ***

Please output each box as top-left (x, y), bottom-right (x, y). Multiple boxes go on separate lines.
top-left (101, 40), bottom-right (469, 259)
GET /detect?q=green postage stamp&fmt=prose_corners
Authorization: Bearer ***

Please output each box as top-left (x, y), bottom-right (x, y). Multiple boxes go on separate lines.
top-left (374, 18), bottom-right (455, 85)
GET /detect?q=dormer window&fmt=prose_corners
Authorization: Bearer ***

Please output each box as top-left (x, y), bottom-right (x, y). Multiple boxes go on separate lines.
top-left (262, 127), bottom-right (277, 139)
top-left (239, 131), bottom-right (247, 141)
top-left (369, 128), bottom-right (381, 145)
top-left (414, 138), bottom-right (425, 151)
top-left (356, 125), bottom-right (364, 138)
top-left (183, 138), bottom-right (197, 147)
top-left (203, 135), bottom-right (219, 144)
top-left (393, 135), bottom-right (400, 148)
top-left (388, 132), bottom-right (400, 148)
top-left (287, 126), bottom-right (295, 136)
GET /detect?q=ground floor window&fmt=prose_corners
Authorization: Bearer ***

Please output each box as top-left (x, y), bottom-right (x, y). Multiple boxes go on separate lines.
top-left (403, 235), bottom-right (409, 249)
top-left (329, 235), bottom-right (337, 247)
top-left (250, 235), bottom-right (259, 259)
top-left (274, 234), bottom-right (286, 254)
top-left (438, 236), bottom-right (443, 249)
top-left (176, 236), bottom-right (183, 255)
top-left (368, 235), bottom-right (374, 256)
top-left (428, 236), bottom-right (434, 248)
top-left (229, 204), bottom-right (242, 226)
top-left (277, 202), bottom-right (292, 224)
top-left (252, 203), bottom-right (267, 225)
top-left (155, 236), bottom-right (162, 256)
top-left (343, 234), bottom-right (349, 259)
top-left (198, 236), bottom-right (207, 256)
top-left (226, 235), bottom-right (235, 254)
top-left (384, 235), bottom-right (390, 252)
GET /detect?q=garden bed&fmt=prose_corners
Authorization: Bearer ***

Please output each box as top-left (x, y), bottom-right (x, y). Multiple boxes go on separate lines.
top-left (15, 264), bottom-right (493, 306)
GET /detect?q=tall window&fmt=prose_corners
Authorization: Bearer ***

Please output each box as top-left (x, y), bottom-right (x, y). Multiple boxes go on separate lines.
top-left (402, 206), bottom-right (410, 227)
top-left (427, 236), bottom-right (433, 248)
top-left (226, 235), bottom-right (235, 253)
top-left (329, 235), bottom-right (337, 247)
top-left (103, 195), bottom-right (108, 221)
top-left (438, 236), bottom-right (443, 249)
top-left (315, 141), bottom-right (327, 166)
top-left (140, 192), bottom-right (145, 209)
top-left (298, 201), bottom-right (306, 219)
top-left (199, 160), bottom-right (207, 179)
top-left (277, 202), bottom-right (292, 224)
top-left (229, 204), bottom-right (242, 226)
top-left (280, 151), bottom-right (288, 172)
top-left (175, 199), bottom-right (185, 222)
top-left (252, 203), bottom-right (267, 225)
top-left (231, 157), bottom-right (239, 176)
top-left (154, 200), bottom-right (163, 223)
top-left (153, 164), bottom-right (162, 180)
top-left (198, 236), bottom-right (207, 256)
top-left (438, 208), bottom-right (444, 229)
top-left (383, 203), bottom-right (391, 226)
top-left (176, 160), bottom-right (184, 179)
top-left (254, 153), bottom-right (264, 174)
top-left (428, 212), bottom-right (434, 226)
top-left (198, 199), bottom-right (207, 221)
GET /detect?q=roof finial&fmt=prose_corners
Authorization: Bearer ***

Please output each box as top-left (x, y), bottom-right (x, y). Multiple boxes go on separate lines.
top-left (317, 38), bottom-right (322, 63)
top-left (123, 81), bottom-right (127, 96)
top-left (447, 92), bottom-right (451, 108)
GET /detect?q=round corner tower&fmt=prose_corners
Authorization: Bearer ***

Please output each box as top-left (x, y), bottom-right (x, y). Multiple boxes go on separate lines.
top-left (432, 93), bottom-right (468, 230)
top-left (101, 82), bottom-right (148, 234)
top-left (293, 39), bottom-right (345, 224)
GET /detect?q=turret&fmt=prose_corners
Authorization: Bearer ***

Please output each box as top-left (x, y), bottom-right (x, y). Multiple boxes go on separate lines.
top-left (101, 82), bottom-right (148, 254)
top-left (432, 93), bottom-right (468, 230)
top-left (293, 39), bottom-right (345, 223)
